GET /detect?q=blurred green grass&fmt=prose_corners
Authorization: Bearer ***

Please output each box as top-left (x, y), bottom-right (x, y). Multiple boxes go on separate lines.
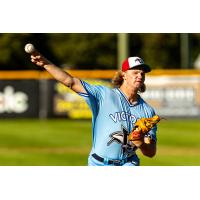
top-left (0, 119), bottom-right (91, 166)
top-left (0, 118), bottom-right (199, 166)
top-left (139, 119), bottom-right (200, 166)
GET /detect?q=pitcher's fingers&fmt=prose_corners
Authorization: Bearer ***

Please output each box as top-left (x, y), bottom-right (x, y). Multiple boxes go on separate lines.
top-left (36, 61), bottom-right (45, 66)
top-left (31, 58), bottom-right (37, 63)
top-left (31, 55), bottom-right (41, 59)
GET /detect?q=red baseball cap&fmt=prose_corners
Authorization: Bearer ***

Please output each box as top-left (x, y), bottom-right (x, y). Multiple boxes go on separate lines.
top-left (122, 57), bottom-right (151, 73)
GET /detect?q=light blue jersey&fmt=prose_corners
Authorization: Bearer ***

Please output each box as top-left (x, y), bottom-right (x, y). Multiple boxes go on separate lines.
top-left (78, 80), bottom-right (157, 166)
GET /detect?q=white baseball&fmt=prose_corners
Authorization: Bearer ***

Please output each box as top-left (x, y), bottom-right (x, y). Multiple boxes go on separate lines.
top-left (24, 43), bottom-right (35, 53)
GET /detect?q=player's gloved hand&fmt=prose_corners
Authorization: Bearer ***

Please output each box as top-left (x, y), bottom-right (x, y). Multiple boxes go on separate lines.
top-left (129, 128), bottom-right (145, 147)
top-left (128, 115), bottom-right (161, 147)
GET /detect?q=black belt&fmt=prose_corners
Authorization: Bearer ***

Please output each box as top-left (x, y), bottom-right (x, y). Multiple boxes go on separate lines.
top-left (92, 153), bottom-right (132, 166)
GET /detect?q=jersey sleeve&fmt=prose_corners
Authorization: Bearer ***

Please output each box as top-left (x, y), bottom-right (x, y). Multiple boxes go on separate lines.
top-left (78, 80), bottom-right (106, 100)
top-left (77, 80), bottom-right (106, 115)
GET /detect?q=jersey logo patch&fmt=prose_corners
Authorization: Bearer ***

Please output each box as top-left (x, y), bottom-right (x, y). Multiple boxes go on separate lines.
top-left (107, 125), bottom-right (137, 156)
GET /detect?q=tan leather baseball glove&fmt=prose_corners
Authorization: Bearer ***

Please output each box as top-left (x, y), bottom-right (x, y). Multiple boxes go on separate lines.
top-left (128, 115), bottom-right (161, 147)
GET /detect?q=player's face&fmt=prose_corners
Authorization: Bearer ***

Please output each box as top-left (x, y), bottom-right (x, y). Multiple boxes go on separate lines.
top-left (125, 69), bottom-right (145, 89)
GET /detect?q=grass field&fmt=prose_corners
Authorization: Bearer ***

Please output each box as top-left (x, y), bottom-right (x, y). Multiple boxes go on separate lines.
top-left (0, 118), bottom-right (200, 166)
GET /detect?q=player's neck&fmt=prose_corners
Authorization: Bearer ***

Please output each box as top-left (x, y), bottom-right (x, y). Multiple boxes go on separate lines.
top-left (119, 85), bottom-right (138, 104)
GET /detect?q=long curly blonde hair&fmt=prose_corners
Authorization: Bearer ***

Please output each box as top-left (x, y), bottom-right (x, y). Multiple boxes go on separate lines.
top-left (111, 70), bottom-right (146, 93)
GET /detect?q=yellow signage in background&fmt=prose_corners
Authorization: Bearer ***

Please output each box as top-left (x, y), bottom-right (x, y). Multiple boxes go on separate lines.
top-left (53, 79), bottom-right (112, 119)
top-left (53, 74), bottom-right (200, 119)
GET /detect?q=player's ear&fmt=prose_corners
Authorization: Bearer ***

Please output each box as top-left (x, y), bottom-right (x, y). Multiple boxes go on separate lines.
top-left (122, 71), bottom-right (126, 80)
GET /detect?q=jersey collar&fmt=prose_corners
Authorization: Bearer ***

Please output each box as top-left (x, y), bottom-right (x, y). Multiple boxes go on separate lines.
top-left (116, 88), bottom-right (140, 107)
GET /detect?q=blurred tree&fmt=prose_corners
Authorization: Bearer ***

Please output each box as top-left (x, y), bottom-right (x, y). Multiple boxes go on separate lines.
top-left (48, 33), bottom-right (117, 69)
top-left (190, 33), bottom-right (200, 67)
top-left (129, 33), bottom-right (180, 69)
top-left (0, 33), bottom-right (32, 70)
top-left (0, 33), bottom-right (56, 70)
top-left (0, 33), bottom-right (199, 70)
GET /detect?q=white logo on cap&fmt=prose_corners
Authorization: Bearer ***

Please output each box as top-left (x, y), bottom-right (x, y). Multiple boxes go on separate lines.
top-left (135, 58), bottom-right (144, 64)
top-left (128, 57), bottom-right (144, 67)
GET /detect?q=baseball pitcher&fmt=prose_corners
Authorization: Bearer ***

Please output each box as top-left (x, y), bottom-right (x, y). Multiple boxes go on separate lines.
top-left (25, 44), bottom-right (160, 166)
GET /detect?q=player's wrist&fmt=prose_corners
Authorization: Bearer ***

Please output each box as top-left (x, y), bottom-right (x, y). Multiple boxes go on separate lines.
top-left (144, 134), bottom-right (153, 144)
top-left (43, 63), bottom-right (55, 70)
top-left (132, 140), bottom-right (144, 147)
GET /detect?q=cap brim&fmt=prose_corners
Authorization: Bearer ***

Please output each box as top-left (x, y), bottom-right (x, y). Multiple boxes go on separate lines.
top-left (130, 64), bottom-right (151, 73)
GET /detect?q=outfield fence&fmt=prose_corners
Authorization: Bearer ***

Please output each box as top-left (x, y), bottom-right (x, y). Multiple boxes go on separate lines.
top-left (0, 69), bottom-right (200, 118)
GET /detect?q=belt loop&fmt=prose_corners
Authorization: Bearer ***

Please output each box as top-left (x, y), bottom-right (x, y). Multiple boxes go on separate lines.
top-left (104, 158), bottom-right (109, 165)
